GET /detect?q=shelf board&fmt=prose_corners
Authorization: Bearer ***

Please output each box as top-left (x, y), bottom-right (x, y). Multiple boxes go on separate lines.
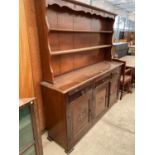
top-left (49, 28), bottom-right (113, 33)
top-left (51, 45), bottom-right (112, 56)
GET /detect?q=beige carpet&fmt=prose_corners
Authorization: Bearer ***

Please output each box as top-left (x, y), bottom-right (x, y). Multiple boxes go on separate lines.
top-left (42, 91), bottom-right (135, 155)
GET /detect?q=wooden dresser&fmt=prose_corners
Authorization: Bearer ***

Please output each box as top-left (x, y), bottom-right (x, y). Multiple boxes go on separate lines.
top-left (35, 0), bottom-right (122, 153)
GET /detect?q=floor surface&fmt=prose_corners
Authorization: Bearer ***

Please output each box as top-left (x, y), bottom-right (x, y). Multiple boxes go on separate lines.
top-left (42, 91), bottom-right (135, 155)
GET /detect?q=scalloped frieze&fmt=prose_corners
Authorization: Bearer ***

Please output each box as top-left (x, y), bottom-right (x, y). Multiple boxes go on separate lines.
top-left (47, 0), bottom-right (115, 19)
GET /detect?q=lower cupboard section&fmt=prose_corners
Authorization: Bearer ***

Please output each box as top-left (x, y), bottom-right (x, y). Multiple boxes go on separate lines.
top-left (41, 67), bottom-right (121, 153)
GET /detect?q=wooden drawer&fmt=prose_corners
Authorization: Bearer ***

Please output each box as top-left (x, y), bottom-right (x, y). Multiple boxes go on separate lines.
top-left (94, 73), bottom-right (112, 85)
top-left (68, 82), bottom-right (92, 97)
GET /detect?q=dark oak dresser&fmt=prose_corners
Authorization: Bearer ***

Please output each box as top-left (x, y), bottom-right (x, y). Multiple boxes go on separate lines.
top-left (19, 98), bottom-right (43, 155)
top-left (35, 0), bottom-right (122, 153)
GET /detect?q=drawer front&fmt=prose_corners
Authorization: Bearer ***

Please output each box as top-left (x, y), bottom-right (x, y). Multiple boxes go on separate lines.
top-left (19, 106), bottom-right (34, 151)
top-left (69, 87), bottom-right (92, 143)
top-left (68, 84), bottom-right (92, 102)
top-left (94, 73), bottom-right (111, 84)
top-left (68, 82), bottom-right (92, 97)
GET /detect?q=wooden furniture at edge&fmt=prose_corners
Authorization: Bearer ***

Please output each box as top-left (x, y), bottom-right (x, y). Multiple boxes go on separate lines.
top-left (36, 0), bottom-right (122, 153)
top-left (119, 55), bottom-right (135, 87)
top-left (119, 55), bottom-right (135, 68)
top-left (19, 98), bottom-right (43, 155)
top-left (113, 59), bottom-right (133, 99)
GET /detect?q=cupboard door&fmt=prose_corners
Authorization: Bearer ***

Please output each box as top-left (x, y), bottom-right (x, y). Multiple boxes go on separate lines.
top-left (109, 69), bottom-right (120, 106)
top-left (19, 106), bottom-right (34, 151)
top-left (69, 87), bottom-right (92, 143)
top-left (94, 81), bottom-right (109, 117)
top-left (110, 78), bottom-right (119, 106)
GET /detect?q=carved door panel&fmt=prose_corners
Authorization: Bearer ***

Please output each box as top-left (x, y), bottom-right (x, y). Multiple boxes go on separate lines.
top-left (111, 78), bottom-right (118, 94)
top-left (109, 70), bottom-right (120, 106)
top-left (69, 86), bottom-right (92, 143)
top-left (110, 78), bottom-right (119, 106)
top-left (94, 80), bottom-right (110, 118)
